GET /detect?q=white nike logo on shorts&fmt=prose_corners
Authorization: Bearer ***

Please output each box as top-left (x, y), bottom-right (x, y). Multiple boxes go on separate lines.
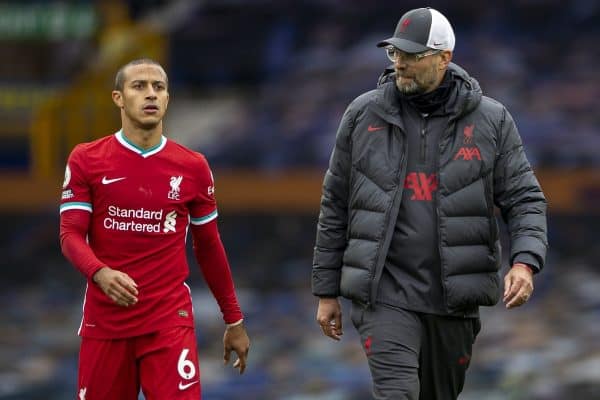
top-left (178, 380), bottom-right (199, 390)
top-left (102, 176), bottom-right (127, 184)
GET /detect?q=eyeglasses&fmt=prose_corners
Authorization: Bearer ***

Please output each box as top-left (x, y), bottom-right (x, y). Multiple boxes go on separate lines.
top-left (385, 46), bottom-right (441, 63)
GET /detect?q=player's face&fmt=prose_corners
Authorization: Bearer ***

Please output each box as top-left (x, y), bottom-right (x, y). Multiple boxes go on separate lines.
top-left (113, 64), bottom-right (169, 129)
top-left (394, 50), bottom-right (451, 95)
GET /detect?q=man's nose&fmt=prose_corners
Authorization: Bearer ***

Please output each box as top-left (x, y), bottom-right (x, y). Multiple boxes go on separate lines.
top-left (146, 87), bottom-right (157, 99)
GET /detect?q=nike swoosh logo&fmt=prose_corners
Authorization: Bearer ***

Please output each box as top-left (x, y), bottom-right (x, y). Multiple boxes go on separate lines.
top-left (102, 176), bottom-right (127, 185)
top-left (368, 125), bottom-right (385, 132)
top-left (178, 380), bottom-right (199, 391)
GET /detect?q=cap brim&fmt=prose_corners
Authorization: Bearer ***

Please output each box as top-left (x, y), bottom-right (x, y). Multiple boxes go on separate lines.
top-left (376, 37), bottom-right (429, 54)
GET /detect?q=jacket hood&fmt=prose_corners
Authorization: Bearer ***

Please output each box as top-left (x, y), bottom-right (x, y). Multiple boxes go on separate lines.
top-left (376, 62), bottom-right (482, 118)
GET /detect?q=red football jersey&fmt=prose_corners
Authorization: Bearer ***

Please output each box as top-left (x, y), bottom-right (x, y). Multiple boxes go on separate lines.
top-left (60, 130), bottom-right (219, 339)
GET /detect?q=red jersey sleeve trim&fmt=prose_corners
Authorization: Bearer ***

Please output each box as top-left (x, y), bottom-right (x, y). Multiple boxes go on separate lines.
top-left (60, 202), bottom-right (93, 213)
top-left (190, 209), bottom-right (218, 225)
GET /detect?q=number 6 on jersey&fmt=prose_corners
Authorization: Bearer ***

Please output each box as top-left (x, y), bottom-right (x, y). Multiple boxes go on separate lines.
top-left (178, 348), bottom-right (197, 380)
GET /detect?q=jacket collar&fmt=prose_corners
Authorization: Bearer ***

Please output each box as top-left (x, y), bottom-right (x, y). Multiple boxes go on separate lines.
top-left (367, 82), bottom-right (406, 130)
top-left (372, 62), bottom-right (482, 123)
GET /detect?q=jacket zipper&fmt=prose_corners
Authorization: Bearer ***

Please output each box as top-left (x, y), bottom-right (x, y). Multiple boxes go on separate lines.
top-left (420, 117), bottom-right (428, 164)
top-left (421, 119), bottom-right (427, 164)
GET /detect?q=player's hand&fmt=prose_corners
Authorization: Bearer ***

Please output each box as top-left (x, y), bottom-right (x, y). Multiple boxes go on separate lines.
top-left (316, 297), bottom-right (343, 341)
top-left (92, 266), bottom-right (138, 307)
top-left (503, 263), bottom-right (534, 309)
top-left (223, 322), bottom-right (250, 374)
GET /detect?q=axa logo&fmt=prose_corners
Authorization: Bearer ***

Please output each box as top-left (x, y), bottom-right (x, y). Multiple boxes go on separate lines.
top-left (454, 123), bottom-right (481, 160)
top-left (163, 210), bottom-right (177, 233)
top-left (454, 147), bottom-right (482, 161)
top-left (168, 176), bottom-right (183, 200)
top-left (404, 172), bottom-right (438, 201)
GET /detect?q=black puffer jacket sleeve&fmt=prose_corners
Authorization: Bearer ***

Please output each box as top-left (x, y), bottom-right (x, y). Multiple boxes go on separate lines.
top-left (493, 108), bottom-right (548, 272)
top-left (312, 105), bottom-right (355, 297)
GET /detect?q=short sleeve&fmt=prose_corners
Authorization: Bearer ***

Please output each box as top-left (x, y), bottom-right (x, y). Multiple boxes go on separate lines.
top-left (60, 145), bottom-right (93, 214)
top-left (188, 155), bottom-right (218, 225)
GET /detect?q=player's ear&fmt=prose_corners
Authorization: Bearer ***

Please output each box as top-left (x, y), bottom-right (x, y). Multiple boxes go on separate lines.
top-left (439, 50), bottom-right (452, 70)
top-left (112, 90), bottom-right (124, 108)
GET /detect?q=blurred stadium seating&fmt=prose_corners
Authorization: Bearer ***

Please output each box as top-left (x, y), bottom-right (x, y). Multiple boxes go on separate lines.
top-left (0, 1), bottom-right (598, 399)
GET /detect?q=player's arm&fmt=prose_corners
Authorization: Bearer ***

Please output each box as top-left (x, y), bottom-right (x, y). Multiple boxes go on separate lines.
top-left (59, 209), bottom-right (104, 278)
top-left (190, 220), bottom-right (249, 373)
top-left (59, 147), bottom-right (137, 307)
top-left (312, 104), bottom-right (354, 297)
top-left (493, 108), bottom-right (547, 308)
top-left (188, 154), bottom-right (249, 373)
top-left (313, 104), bottom-right (355, 341)
top-left (60, 210), bottom-right (138, 307)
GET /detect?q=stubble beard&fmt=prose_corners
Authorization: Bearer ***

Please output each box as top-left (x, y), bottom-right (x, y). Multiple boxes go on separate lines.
top-left (396, 78), bottom-right (422, 95)
top-left (396, 63), bottom-right (439, 95)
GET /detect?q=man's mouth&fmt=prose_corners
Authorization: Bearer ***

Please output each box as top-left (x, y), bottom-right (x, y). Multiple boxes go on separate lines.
top-left (143, 105), bottom-right (159, 113)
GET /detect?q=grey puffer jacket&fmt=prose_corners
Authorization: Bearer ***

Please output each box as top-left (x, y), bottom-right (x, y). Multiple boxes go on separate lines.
top-left (312, 63), bottom-right (547, 312)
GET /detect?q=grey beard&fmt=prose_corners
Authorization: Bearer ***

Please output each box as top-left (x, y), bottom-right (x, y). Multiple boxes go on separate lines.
top-left (397, 80), bottom-right (425, 95)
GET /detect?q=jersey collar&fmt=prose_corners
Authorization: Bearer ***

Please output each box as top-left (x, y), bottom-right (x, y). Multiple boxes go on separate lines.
top-left (115, 129), bottom-right (167, 158)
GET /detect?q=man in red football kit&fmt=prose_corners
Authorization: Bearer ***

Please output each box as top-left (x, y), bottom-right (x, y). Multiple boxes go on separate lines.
top-left (59, 58), bottom-right (250, 399)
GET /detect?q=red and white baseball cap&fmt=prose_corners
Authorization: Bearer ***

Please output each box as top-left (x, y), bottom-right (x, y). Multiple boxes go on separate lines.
top-left (377, 7), bottom-right (455, 53)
